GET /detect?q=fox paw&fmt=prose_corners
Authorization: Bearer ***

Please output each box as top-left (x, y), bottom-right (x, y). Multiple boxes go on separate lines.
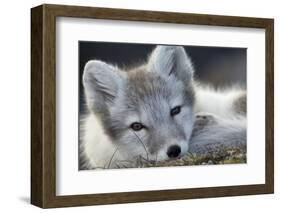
top-left (192, 113), bottom-right (218, 135)
top-left (195, 113), bottom-right (217, 125)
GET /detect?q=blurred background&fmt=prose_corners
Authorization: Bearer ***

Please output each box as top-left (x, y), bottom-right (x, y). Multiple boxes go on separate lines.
top-left (79, 42), bottom-right (247, 112)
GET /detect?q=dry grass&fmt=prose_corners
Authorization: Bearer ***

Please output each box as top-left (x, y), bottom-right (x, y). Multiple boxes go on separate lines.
top-left (114, 145), bottom-right (246, 169)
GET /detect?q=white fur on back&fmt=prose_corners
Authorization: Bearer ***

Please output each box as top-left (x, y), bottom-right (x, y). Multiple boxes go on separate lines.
top-left (195, 85), bottom-right (245, 118)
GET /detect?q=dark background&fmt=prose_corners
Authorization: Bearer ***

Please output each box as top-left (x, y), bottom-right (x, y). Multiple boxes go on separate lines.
top-left (79, 42), bottom-right (246, 112)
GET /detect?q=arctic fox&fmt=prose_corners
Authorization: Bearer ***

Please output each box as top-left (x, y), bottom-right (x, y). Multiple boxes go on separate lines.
top-left (80, 45), bottom-right (246, 169)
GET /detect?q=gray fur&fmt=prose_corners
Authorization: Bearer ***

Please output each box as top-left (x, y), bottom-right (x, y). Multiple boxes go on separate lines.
top-left (189, 113), bottom-right (246, 154)
top-left (83, 45), bottom-right (195, 164)
top-left (83, 60), bottom-right (123, 115)
top-left (148, 45), bottom-right (194, 83)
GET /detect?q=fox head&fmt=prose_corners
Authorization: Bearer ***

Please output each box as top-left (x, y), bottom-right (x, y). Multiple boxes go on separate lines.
top-left (83, 45), bottom-right (195, 162)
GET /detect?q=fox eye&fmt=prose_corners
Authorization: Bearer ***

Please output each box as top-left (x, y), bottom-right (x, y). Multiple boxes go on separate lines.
top-left (170, 106), bottom-right (181, 116)
top-left (130, 122), bottom-right (144, 131)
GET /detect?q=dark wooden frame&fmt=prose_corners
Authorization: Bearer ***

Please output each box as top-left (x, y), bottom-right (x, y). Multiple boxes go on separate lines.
top-left (31, 4), bottom-right (274, 208)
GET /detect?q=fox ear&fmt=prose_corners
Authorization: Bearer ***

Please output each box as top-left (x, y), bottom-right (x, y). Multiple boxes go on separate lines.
top-left (148, 45), bottom-right (194, 82)
top-left (83, 60), bottom-right (123, 112)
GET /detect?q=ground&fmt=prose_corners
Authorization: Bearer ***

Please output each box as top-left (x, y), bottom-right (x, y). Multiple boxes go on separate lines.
top-left (114, 145), bottom-right (246, 169)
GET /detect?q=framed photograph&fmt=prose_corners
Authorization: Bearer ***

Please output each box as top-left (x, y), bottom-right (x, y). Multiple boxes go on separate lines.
top-left (31, 4), bottom-right (274, 208)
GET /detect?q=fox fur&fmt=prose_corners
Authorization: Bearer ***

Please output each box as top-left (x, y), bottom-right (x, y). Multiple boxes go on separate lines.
top-left (80, 45), bottom-right (246, 169)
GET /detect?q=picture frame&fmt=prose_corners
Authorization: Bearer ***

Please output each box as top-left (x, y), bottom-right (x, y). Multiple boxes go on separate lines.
top-left (31, 4), bottom-right (274, 208)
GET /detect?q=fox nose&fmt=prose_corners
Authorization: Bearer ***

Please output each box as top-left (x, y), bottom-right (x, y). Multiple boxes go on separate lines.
top-left (167, 145), bottom-right (181, 158)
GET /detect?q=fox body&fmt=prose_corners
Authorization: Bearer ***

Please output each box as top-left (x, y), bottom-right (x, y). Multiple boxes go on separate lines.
top-left (80, 46), bottom-right (246, 169)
